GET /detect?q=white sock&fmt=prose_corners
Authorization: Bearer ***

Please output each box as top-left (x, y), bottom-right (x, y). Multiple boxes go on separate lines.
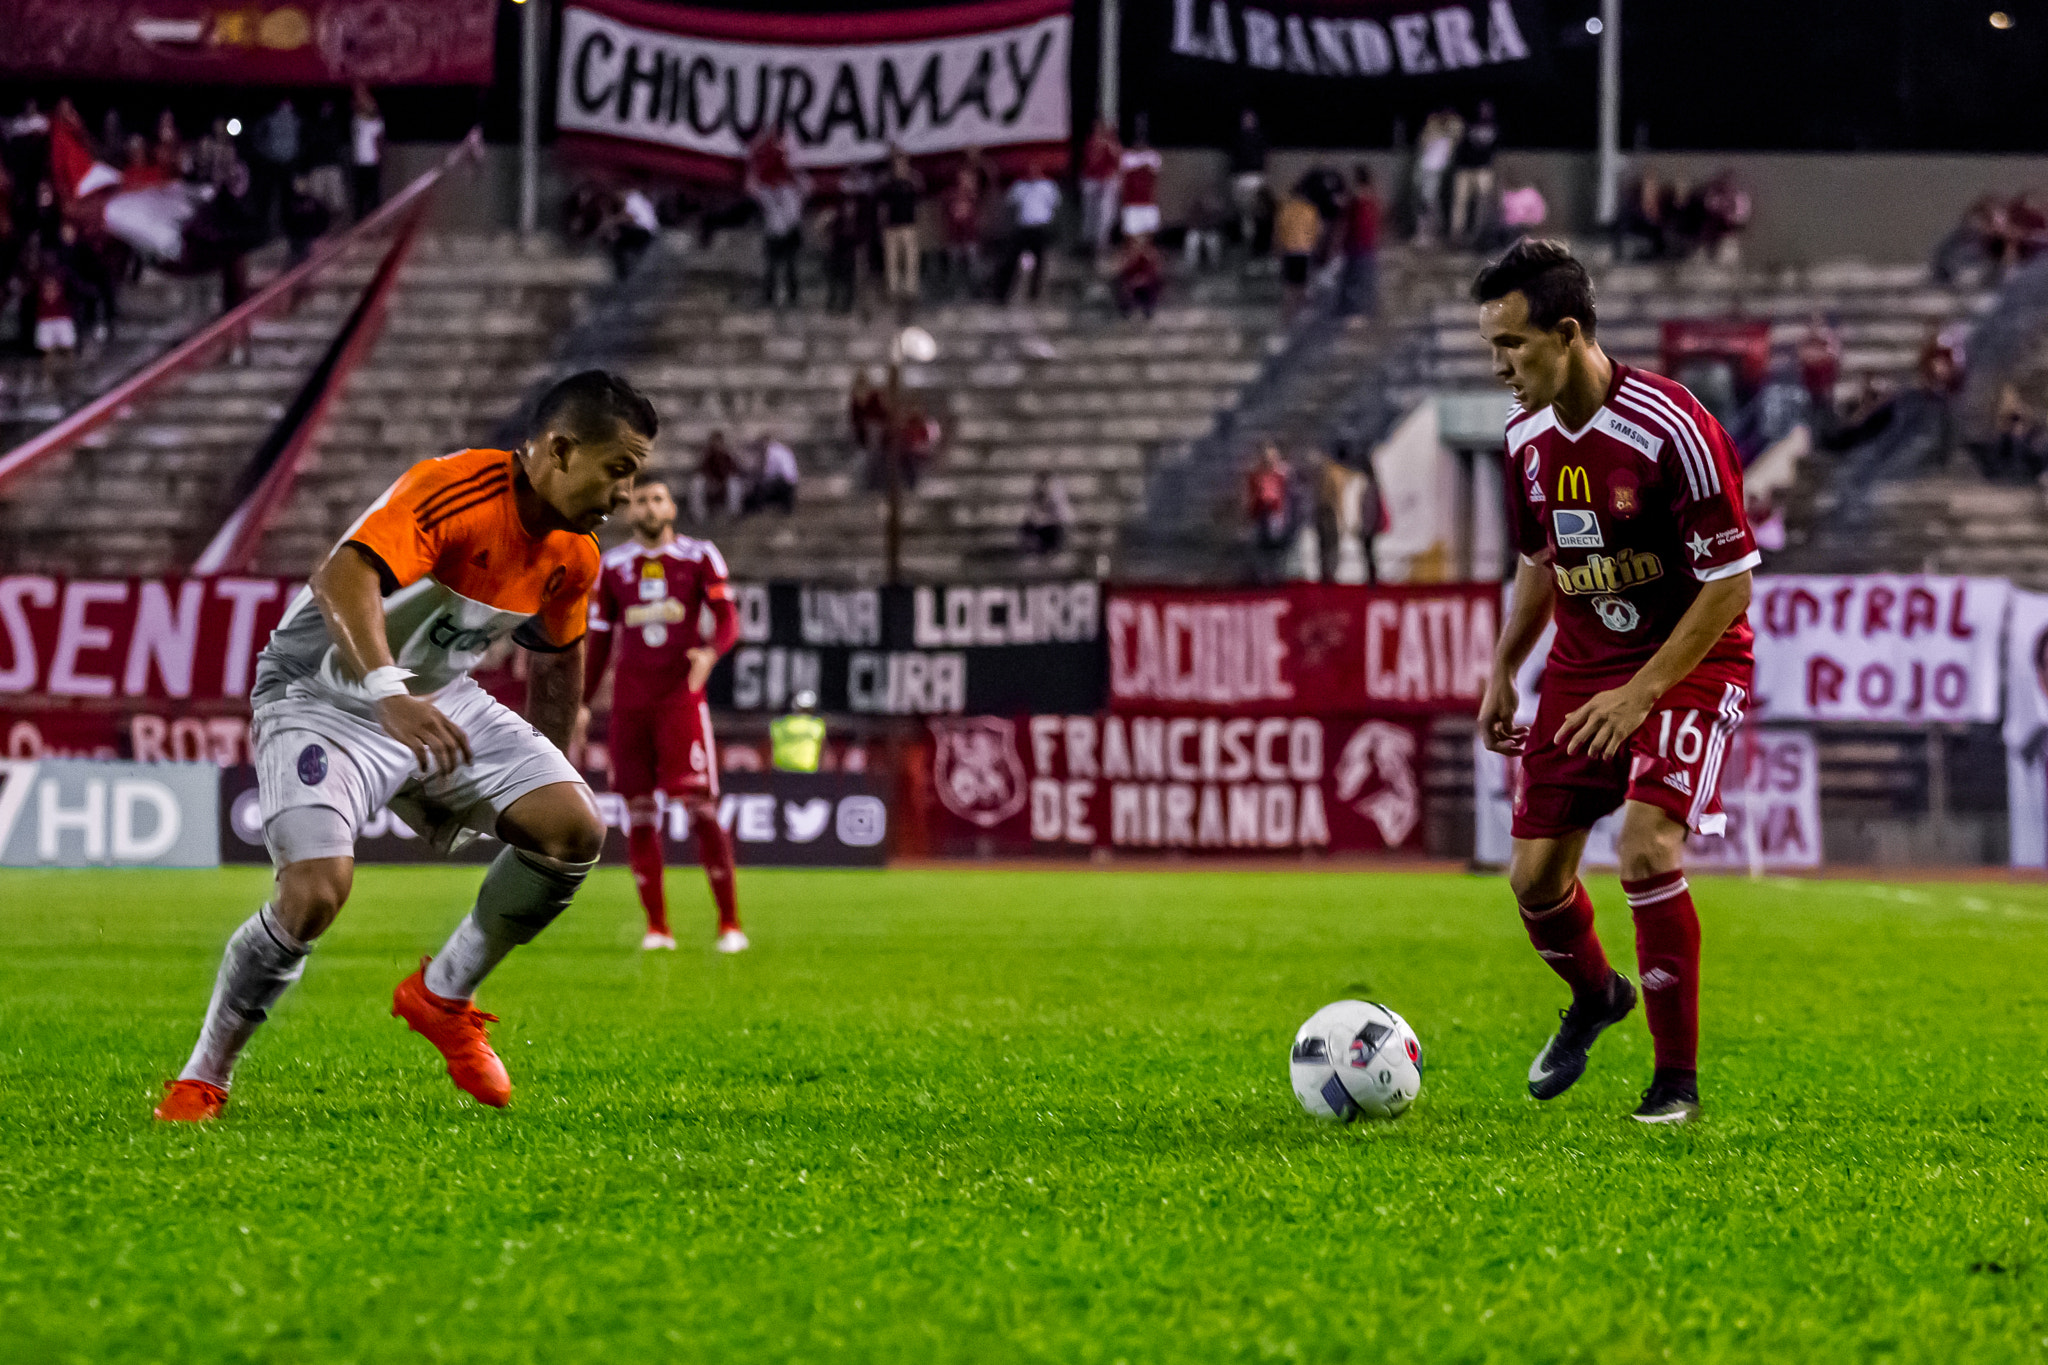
top-left (178, 906), bottom-right (310, 1089)
top-left (423, 911), bottom-right (516, 1001)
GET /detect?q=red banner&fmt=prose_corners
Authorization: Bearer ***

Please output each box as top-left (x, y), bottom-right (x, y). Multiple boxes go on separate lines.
top-left (7, 0), bottom-right (497, 84)
top-left (1106, 583), bottom-right (1498, 717)
top-left (0, 577), bottom-right (298, 705)
top-left (922, 713), bottom-right (1427, 856)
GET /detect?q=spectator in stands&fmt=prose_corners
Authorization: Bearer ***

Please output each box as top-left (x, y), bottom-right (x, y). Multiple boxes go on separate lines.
top-left (694, 430), bottom-right (742, 519)
top-left (1274, 190), bottom-right (1321, 320)
top-left (1411, 108), bottom-right (1462, 245)
top-left (1616, 168), bottom-right (1667, 260)
top-left (1000, 160), bottom-right (1060, 303)
top-left (1245, 442), bottom-right (1295, 582)
top-left (610, 182), bottom-right (659, 280)
top-left (32, 261), bottom-right (76, 396)
top-left (1354, 445), bottom-right (1384, 584)
top-left (1489, 180), bottom-right (1547, 249)
top-left (122, 134), bottom-right (169, 190)
top-left (1797, 314), bottom-right (1843, 417)
top-left (1697, 171), bottom-right (1752, 263)
top-left (304, 99), bottom-right (349, 218)
top-left (250, 98), bottom-right (300, 231)
top-left (744, 434), bottom-right (800, 514)
top-left (281, 174), bottom-right (331, 267)
top-left (748, 143), bottom-right (810, 308)
top-left (1183, 188), bottom-right (1224, 270)
top-left (1315, 449), bottom-right (1353, 583)
top-left (1114, 235), bottom-right (1164, 320)
top-left (891, 401), bottom-right (941, 490)
top-left (1229, 109), bottom-right (1269, 251)
top-left (825, 193), bottom-right (865, 314)
top-left (1977, 384), bottom-right (2048, 483)
top-left (940, 168), bottom-right (984, 297)
top-left (1079, 118), bottom-right (1121, 256)
top-left (1449, 100), bottom-right (1499, 246)
top-left (152, 110), bottom-right (186, 181)
top-left (1339, 166), bottom-right (1381, 317)
top-left (350, 85), bottom-right (384, 220)
top-left (1118, 127), bottom-right (1164, 245)
top-left (2009, 190), bottom-right (2048, 263)
top-left (879, 146), bottom-right (924, 304)
top-left (1020, 472), bottom-right (1072, 555)
top-left (192, 117), bottom-right (238, 189)
top-left (100, 108), bottom-right (125, 164)
top-left (1934, 195), bottom-right (2019, 284)
top-left (850, 370), bottom-right (887, 452)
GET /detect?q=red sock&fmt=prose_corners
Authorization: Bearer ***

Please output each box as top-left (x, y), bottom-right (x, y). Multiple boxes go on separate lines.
top-left (693, 810), bottom-right (740, 932)
top-left (627, 822), bottom-right (669, 935)
top-left (1623, 869), bottom-right (1700, 1073)
top-left (1519, 880), bottom-right (1613, 997)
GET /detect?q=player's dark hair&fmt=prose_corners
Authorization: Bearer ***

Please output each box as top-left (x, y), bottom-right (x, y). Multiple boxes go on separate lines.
top-left (633, 473), bottom-right (670, 492)
top-left (530, 369), bottom-right (659, 444)
top-left (1471, 238), bottom-right (1597, 338)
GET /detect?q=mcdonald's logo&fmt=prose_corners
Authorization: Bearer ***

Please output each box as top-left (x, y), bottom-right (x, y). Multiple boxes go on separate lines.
top-left (1557, 466), bottom-right (1592, 502)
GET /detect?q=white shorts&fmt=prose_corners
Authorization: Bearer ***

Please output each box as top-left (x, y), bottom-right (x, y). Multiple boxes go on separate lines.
top-left (252, 679), bottom-right (584, 866)
top-left (35, 317), bottom-right (77, 352)
top-left (1120, 203), bottom-right (1161, 238)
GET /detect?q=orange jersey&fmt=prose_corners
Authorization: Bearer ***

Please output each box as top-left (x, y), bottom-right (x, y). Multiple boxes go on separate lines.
top-left (253, 449), bottom-right (600, 709)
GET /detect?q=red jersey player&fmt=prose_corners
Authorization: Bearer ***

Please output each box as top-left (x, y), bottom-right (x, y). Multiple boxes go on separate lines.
top-left (582, 477), bottom-right (745, 952)
top-left (1474, 240), bottom-right (1760, 1125)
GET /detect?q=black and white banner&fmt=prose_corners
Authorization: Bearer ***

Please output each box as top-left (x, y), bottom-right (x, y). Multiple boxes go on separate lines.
top-left (707, 580), bottom-right (1105, 716)
top-left (557, 0), bottom-right (1070, 173)
top-left (1127, 0), bottom-right (1546, 147)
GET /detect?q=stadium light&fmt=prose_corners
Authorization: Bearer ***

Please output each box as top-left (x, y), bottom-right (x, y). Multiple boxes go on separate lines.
top-left (1585, 16), bottom-right (1603, 35)
top-left (226, 118), bottom-right (242, 136)
top-left (1990, 10), bottom-right (2014, 27)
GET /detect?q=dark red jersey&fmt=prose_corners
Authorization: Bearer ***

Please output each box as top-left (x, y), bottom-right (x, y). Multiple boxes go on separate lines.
top-left (1504, 362), bottom-right (1759, 689)
top-left (584, 536), bottom-right (739, 710)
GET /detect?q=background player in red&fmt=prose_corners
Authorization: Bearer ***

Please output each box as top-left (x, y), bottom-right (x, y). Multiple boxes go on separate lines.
top-left (582, 477), bottom-right (746, 953)
top-left (1473, 240), bottom-right (1761, 1125)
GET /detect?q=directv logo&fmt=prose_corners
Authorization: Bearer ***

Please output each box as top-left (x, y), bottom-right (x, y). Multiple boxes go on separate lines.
top-left (1552, 508), bottom-right (1604, 548)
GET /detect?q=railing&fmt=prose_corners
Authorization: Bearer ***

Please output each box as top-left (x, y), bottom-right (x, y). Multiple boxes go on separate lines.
top-left (0, 130), bottom-right (483, 495)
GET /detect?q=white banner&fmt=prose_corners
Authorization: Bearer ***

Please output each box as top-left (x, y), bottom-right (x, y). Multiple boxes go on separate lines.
top-left (1748, 575), bottom-right (2010, 723)
top-left (0, 759), bottom-right (219, 868)
top-left (2004, 588), bottom-right (2048, 867)
top-left (557, 2), bottom-right (1071, 168)
top-left (1474, 728), bottom-right (1820, 872)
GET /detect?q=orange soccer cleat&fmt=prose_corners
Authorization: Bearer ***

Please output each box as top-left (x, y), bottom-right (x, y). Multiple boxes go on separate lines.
top-left (153, 1078), bottom-right (227, 1122)
top-left (391, 958), bottom-right (512, 1108)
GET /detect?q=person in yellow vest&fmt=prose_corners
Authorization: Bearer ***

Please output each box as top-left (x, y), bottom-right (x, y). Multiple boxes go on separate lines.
top-left (771, 689), bottom-right (826, 773)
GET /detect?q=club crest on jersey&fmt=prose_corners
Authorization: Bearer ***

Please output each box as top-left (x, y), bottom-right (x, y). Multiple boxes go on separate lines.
top-left (296, 744), bottom-right (327, 786)
top-left (1611, 476), bottom-right (1639, 517)
top-left (1552, 508), bottom-right (1603, 548)
top-left (1592, 595), bottom-right (1642, 632)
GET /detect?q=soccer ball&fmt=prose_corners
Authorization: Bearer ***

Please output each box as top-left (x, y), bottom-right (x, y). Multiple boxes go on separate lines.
top-left (1290, 1000), bottom-right (1422, 1122)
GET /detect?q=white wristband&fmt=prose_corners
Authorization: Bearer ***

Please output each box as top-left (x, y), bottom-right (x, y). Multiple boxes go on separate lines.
top-left (363, 665), bottom-right (415, 700)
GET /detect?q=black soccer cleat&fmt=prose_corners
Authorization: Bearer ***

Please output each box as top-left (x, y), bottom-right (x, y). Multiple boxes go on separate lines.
top-left (1527, 971), bottom-right (1637, 1101)
top-left (1630, 1073), bottom-right (1702, 1125)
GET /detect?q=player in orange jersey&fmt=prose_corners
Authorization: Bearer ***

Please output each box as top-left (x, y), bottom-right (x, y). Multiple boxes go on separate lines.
top-left (154, 371), bottom-right (653, 1122)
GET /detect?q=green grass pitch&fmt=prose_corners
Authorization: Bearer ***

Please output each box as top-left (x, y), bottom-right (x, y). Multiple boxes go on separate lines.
top-left (2, 865), bottom-right (2045, 1363)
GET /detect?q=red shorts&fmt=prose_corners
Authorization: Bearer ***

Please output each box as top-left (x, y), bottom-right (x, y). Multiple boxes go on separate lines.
top-left (1512, 671), bottom-right (1749, 840)
top-left (608, 695), bottom-right (718, 801)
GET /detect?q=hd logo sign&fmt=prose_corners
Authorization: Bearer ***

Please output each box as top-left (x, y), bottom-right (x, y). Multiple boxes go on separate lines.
top-left (0, 760), bottom-right (220, 868)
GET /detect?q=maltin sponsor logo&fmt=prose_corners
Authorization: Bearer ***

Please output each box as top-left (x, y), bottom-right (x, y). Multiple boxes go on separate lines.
top-left (1554, 548), bottom-right (1663, 595)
